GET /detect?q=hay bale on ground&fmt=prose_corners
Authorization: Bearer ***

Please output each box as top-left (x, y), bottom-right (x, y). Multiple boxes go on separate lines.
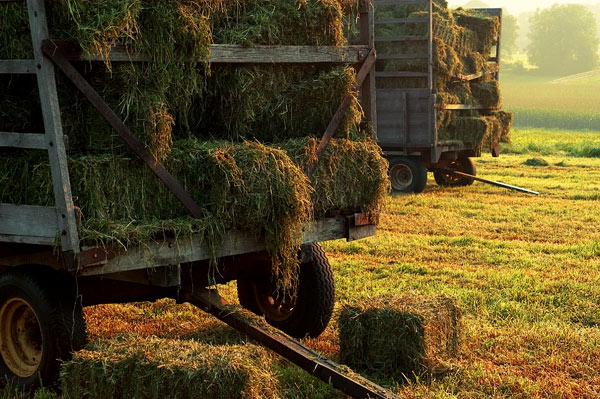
top-left (338, 294), bottom-right (462, 378)
top-left (61, 336), bottom-right (280, 399)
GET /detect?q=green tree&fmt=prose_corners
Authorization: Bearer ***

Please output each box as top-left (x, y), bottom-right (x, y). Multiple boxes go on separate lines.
top-left (527, 4), bottom-right (599, 75)
top-left (500, 12), bottom-right (519, 58)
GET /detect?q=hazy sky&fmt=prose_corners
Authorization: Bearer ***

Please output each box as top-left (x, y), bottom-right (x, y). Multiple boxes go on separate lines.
top-left (448, 0), bottom-right (599, 15)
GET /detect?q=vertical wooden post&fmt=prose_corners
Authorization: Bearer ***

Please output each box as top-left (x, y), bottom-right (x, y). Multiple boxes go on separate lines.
top-left (359, 0), bottom-right (377, 138)
top-left (27, 0), bottom-right (80, 254)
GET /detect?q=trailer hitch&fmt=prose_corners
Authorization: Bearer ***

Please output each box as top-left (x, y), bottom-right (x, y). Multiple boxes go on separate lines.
top-left (439, 169), bottom-right (540, 195)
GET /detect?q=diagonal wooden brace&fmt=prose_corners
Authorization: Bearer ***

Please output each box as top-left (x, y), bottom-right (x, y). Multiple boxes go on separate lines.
top-left (41, 40), bottom-right (203, 219)
top-left (307, 48), bottom-right (377, 177)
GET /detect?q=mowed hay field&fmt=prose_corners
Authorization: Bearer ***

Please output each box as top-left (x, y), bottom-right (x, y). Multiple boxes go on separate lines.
top-left (501, 71), bottom-right (600, 131)
top-left (5, 128), bottom-right (600, 399)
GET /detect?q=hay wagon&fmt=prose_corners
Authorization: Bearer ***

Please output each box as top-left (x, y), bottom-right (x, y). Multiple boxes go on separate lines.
top-left (372, 0), bottom-right (504, 193)
top-left (0, 0), bottom-right (396, 398)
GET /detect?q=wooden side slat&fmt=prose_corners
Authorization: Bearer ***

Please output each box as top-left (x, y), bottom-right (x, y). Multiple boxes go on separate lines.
top-left (0, 204), bottom-right (59, 240)
top-left (377, 53), bottom-right (428, 60)
top-left (0, 60), bottom-right (37, 74)
top-left (77, 216), bottom-right (372, 276)
top-left (376, 71), bottom-right (429, 78)
top-left (375, 36), bottom-right (428, 42)
top-left (375, 17), bottom-right (428, 24)
top-left (0, 132), bottom-right (47, 149)
top-left (53, 41), bottom-right (370, 64)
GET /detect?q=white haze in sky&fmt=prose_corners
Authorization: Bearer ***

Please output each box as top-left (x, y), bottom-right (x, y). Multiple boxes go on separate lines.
top-left (448, 0), bottom-right (599, 15)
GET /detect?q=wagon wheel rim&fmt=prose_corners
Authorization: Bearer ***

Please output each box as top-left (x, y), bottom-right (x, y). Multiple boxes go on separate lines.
top-left (251, 281), bottom-right (297, 322)
top-left (440, 161), bottom-right (464, 184)
top-left (390, 163), bottom-right (413, 191)
top-left (0, 298), bottom-right (43, 378)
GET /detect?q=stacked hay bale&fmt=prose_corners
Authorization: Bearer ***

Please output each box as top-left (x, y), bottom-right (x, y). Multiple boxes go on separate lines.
top-left (374, 0), bottom-right (513, 153)
top-left (0, 0), bottom-right (389, 284)
top-left (61, 336), bottom-right (280, 399)
top-left (338, 294), bottom-right (462, 378)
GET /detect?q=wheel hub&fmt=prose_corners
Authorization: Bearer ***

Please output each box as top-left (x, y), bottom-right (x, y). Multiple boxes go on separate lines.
top-left (389, 163), bottom-right (413, 191)
top-left (252, 281), bottom-right (297, 322)
top-left (0, 298), bottom-right (43, 378)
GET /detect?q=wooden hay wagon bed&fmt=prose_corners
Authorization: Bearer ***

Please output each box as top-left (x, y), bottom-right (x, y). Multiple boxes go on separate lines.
top-left (0, 1), bottom-right (397, 398)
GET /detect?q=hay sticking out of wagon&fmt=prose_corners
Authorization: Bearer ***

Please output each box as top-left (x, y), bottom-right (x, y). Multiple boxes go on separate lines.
top-left (338, 294), bottom-right (462, 378)
top-left (61, 336), bottom-right (280, 399)
top-left (0, 138), bottom-right (387, 286)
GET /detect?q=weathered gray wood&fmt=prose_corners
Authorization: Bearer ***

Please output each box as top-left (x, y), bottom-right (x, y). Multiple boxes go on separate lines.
top-left (0, 132), bottom-right (47, 149)
top-left (427, 0), bottom-right (433, 90)
top-left (0, 60), bottom-right (37, 74)
top-left (376, 71), bottom-right (429, 78)
top-left (0, 204), bottom-right (58, 240)
top-left (210, 45), bottom-right (370, 63)
top-left (378, 53), bottom-right (428, 60)
top-left (375, 36), bottom-right (428, 42)
top-left (27, 0), bottom-right (80, 253)
top-left (375, 17), bottom-right (428, 24)
top-left (360, 0), bottom-right (377, 137)
top-left (77, 216), bottom-right (370, 276)
top-left (60, 43), bottom-right (370, 64)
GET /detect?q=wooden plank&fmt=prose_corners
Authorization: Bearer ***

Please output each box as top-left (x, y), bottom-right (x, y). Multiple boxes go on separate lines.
top-left (209, 44), bottom-right (370, 63)
top-left (54, 41), bottom-right (370, 64)
top-left (360, 0), bottom-right (377, 137)
top-left (27, 0), bottom-right (80, 253)
top-left (457, 64), bottom-right (499, 81)
top-left (376, 71), bottom-right (429, 78)
top-left (0, 132), bottom-right (47, 149)
top-left (0, 60), bottom-right (37, 74)
top-left (375, 17), bottom-right (428, 24)
top-left (375, 36), bottom-right (428, 42)
top-left (378, 53), bottom-right (428, 60)
top-left (77, 216), bottom-right (373, 276)
top-left (0, 204), bottom-right (59, 240)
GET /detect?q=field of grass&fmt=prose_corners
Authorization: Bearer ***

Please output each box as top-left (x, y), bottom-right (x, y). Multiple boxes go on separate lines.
top-left (501, 71), bottom-right (600, 131)
top-left (3, 127), bottom-right (600, 398)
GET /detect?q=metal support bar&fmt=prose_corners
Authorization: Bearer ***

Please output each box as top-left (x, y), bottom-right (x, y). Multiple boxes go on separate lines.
top-left (441, 169), bottom-right (540, 195)
top-left (41, 40), bottom-right (204, 219)
top-left (185, 289), bottom-right (397, 399)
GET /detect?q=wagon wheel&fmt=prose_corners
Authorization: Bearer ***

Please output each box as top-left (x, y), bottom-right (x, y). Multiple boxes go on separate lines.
top-left (434, 157), bottom-right (477, 187)
top-left (0, 268), bottom-right (87, 389)
top-left (388, 157), bottom-right (427, 193)
top-left (237, 243), bottom-right (335, 338)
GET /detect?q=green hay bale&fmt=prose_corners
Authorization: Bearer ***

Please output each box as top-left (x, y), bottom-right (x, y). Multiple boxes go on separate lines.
top-left (190, 65), bottom-right (360, 142)
top-left (61, 336), bottom-right (280, 399)
top-left (453, 8), bottom-right (500, 55)
top-left (338, 294), bottom-right (462, 378)
top-left (470, 80), bottom-right (502, 109)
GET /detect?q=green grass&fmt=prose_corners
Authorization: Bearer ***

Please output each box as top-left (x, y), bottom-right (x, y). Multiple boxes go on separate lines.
top-left (501, 71), bottom-right (600, 131)
top-left (3, 127), bottom-right (600, 398)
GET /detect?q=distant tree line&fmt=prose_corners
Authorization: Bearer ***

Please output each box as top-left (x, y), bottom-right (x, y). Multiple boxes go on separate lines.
top-left (461, 1), bottom-right (600, 75)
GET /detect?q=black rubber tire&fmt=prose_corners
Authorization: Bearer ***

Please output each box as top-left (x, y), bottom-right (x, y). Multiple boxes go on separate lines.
top-left (0, 268), bottom-right (87, 390)
top-left (388, 157), bottom-right (428, 193)
top-left (237, 244), bottom-right (335, 338)
top-left (434, 157), bottom-right (477, 187)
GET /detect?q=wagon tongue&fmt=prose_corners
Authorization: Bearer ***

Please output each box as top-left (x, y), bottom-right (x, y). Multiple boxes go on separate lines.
top-left (185, 289), bottom-right (398, 399)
